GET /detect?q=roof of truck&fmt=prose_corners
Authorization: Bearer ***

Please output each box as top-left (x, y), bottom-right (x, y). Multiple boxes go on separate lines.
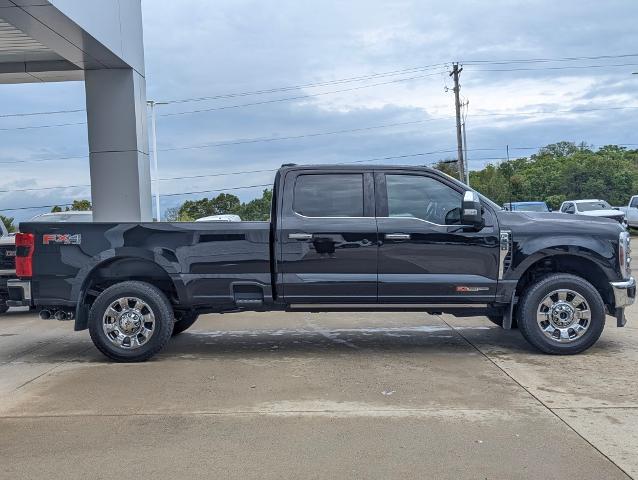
top-left (279, 164), bottom-right (438, 172)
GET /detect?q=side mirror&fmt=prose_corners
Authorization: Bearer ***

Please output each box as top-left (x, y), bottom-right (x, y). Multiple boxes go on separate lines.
top-left (461, 191), bottom-right (484, 229)
top-left (548, 207), bottom-right (553, 212)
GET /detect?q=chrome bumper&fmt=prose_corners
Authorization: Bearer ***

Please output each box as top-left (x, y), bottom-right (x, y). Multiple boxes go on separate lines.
top-left (611, 277), bottom-right (636, 308)
top-left (6, 279), bottom-right (32, 307)
top-left (610, 277), bottom-right (635, 327)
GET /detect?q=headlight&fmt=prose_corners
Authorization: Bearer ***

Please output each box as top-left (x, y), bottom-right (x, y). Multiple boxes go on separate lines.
top-left (619, 231), bottom-right (631, 279)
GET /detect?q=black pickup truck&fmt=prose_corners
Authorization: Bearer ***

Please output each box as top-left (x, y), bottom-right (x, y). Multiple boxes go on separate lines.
top-left (9, 165), bottom-right (635, 361)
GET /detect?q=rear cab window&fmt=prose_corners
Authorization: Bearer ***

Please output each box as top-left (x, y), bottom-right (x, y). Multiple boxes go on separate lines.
top-left (293, 174), bottom-right (364, 217)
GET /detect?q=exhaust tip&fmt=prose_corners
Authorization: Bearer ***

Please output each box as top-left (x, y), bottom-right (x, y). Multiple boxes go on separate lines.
top-left (39, 310), bottom-right (51, 320)
top-left (54, 310), bottom-right (67, 321)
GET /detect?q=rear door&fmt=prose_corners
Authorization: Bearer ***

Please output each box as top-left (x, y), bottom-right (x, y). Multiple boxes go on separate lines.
top-left (375, 170), bottom-right (499, 303)
top-left (278, 169), bottom-right (378, 304)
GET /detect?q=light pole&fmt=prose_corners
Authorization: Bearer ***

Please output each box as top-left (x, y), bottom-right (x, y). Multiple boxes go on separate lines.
top-left (147, 100), bottom-right (167, 221)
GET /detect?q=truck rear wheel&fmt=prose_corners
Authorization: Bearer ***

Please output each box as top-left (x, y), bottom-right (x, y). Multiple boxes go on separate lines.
top-left (88, 281), bottom-right (174, 362)
top-left (518, 274), bottom-right (605, 355)
top-left (0, 299), bottom-right (8, 315)
top-left (172, 311), bottom-right (199, 336)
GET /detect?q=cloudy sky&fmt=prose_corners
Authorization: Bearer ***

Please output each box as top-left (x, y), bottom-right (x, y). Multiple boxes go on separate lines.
top-left (0, 0), bottom-right (637, 222)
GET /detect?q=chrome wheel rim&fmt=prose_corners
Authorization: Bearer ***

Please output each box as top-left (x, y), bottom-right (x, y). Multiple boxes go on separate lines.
top-left (102, 297), bottom-right (155, 349)
top-left (536, 289), bottom-right (591, 343)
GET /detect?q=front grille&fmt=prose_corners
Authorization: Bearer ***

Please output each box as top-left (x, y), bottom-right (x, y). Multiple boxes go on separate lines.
top-left (0, 245), bottom-right (16, 271)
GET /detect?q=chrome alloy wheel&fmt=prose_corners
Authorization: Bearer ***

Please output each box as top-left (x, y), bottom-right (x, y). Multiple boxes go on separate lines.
top-left (536, 289), bottom-right (591, 343)
top-left (102, 297), bottom-right (155, 349)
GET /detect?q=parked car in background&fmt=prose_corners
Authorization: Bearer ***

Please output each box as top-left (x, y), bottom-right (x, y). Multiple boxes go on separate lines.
top-left (622, 196), bottom-right (638, 228)
top-left (195, 214), bottom-right (242, 222)
top-left (0, 221), bottom-right (16, 314)
top-left (559, 200), bottom-right (626, 225)
top-left (30, 211), bottom-right (93, 223)
top-left (503, 201), bottom-right (551, 212)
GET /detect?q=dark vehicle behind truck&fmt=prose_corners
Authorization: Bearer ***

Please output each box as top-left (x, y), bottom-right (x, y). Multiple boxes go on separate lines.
top-left (9, 165), bottom-right (635, 361)
top-left (0, 221), bottom-right (16, 314)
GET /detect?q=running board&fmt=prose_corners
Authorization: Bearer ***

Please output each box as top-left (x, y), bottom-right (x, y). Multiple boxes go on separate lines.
top-left (289, 303), bottom-right (488, 309)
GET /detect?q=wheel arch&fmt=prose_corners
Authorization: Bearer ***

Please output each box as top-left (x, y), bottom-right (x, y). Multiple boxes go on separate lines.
top-left (74, 256), bottom-right (186, 331)
top-left (513, 252), bottom-right (615, 318)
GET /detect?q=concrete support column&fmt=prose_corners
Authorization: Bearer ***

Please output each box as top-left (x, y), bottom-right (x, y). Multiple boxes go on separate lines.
top-left (84, 68), bottom-right (152, 222)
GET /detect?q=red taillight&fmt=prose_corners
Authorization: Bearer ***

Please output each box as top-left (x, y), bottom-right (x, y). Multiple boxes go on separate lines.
top-left (15, 233), bottom-right (34, 278)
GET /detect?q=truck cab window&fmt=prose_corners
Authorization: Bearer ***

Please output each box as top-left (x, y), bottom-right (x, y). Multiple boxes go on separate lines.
top-left (293, 174), bottom-right (364, 217)
top-left (630, 197), bottom-right (638, 209)
top-left (385, 175), bottom-right (462, 225)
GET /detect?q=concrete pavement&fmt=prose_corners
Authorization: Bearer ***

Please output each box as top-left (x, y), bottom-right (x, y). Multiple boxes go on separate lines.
top-left (0, 307), bottom-right (636, 479)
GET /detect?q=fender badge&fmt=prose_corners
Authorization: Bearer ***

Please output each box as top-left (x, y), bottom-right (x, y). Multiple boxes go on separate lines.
top-left (456, 286), bottom-right (489, 292)
top-left (43, 234), bottom-right (82, 245)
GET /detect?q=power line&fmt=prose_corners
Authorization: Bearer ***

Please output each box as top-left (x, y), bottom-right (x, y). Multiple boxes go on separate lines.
top-left (3, 53), bottom-right (638, 120)
top-left (0, 108), bottom-right (84, 119)
top-left (3, 143), bottom-right (636, 197)
top-left (0, 122), bottom-right (86, 132)
top-left (159, 71), bottom-right (446, 117)
top-left (462, 53), bottom-right (638, 65)
top-left (466, 62), bottom-right (638, 73)
top-left (158, 118), bottom-right (448, 152)
top-left (0, 150), bottom-right (459, 194)
top-left (2, 102), bottom-right (637, 166)
top-left (162, 63), bottom-right (450, 104)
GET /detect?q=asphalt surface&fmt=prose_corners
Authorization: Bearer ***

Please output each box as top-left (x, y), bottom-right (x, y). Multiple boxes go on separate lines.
top-left (1, 306), bottom-right (637, 479)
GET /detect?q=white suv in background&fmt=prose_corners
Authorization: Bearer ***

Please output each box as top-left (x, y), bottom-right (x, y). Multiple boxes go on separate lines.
top-left (559, 199), bottom-right (627, 226)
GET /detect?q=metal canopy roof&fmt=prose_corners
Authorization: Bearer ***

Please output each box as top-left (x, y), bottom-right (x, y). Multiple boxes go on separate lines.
top-left (0, 0), bottom-right (136, 83)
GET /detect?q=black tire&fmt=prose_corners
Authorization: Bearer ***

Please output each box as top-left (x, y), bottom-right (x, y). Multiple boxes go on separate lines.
top-left (88, 281), bottom-right (174, 362)
top-left (0, 299), bottom-right (8, 315)
top-left (172, 311), bottom-right (199, 336)
top-left (518, 273), bottom-right (605, 355)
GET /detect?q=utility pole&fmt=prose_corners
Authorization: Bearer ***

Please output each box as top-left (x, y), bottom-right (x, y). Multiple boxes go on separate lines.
top-left (507, 144), bottom-right (512, 208)
top-left (461, 99), bottom-right (470, 186)
top-left (450, 62), bottom-right (465, 183)
top-left (147, 100), bottom-right (167, 221)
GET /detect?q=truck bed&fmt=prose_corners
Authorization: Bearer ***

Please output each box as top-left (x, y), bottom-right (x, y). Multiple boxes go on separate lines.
top-left (20, 221), bottom-right (272, 310)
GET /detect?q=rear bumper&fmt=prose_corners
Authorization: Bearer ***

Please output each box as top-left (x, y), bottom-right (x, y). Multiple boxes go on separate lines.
top-left (6, 279), bottom-right (32, 307)
top-left (610, 277), bottom-right (635, 327)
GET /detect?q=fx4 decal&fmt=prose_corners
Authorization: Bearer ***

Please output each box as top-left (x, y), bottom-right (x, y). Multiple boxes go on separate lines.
top-left (43, 234), bottom-right (82, 245)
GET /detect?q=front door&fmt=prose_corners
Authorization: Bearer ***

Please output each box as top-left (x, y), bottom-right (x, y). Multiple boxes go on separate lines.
top-left (278, 170), bottom-right (378, 303)
top-left (375, 171), bottom-right (499, 303)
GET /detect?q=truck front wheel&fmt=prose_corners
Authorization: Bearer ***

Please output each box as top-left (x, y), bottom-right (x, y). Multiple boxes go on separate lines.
top-left (518, 274), bottom-right (605, 355)
top-left (88, 281), bottom-right (174, 362)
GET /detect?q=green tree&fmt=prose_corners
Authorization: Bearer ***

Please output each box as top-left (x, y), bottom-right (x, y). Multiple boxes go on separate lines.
top-left (433, 159), bottom-right (460, 178)
top-left (0, 215), bottom-right (16, 233)
top-left (172, 189), bottom-right (272, 222)
top-left (178, 193), bottom-right (242, 220)
top-left (70, 199), bottom-right (92, 211)
top-left (238, 189), bottom-right (272, 221)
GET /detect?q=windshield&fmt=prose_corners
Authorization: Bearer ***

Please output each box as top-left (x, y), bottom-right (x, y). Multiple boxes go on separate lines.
top-left (577, 201), bottom-right (611, 212)
top-left (512, 203), bottom-right (549, 212)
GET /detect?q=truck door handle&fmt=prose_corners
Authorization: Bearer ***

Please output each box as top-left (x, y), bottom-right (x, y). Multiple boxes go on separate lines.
top-left (385, 233), bottom-right (411, 241)
top-left (289, 233), bottom-right (313, 240)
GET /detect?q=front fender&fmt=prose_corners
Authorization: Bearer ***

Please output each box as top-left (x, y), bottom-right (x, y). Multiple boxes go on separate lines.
top-left (507, 235), bottom-right (618, 283)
